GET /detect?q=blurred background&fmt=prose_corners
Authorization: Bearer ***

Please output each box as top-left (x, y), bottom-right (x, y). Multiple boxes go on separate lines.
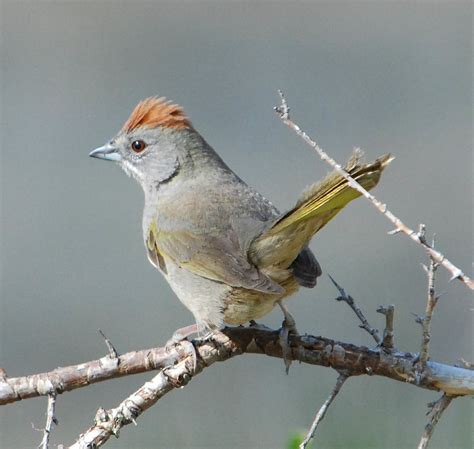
top-left (1, 1), bottom-right (472, 448)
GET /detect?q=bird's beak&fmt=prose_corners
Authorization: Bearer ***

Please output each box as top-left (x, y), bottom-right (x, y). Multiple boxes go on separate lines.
top-left (89, 144), bottom-right (122, 162)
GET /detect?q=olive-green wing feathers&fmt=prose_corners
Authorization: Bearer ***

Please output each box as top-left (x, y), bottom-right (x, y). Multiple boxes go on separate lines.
top-left (146, 221), bottom-right (284, 294)
top-left (249, 150), bottom-right (392, 269)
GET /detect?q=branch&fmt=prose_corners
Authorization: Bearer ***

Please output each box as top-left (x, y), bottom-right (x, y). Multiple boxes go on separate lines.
top-left (274, 90), bottom-right (474, 290)
top-left (417, 394), bottom-right (455, 449)
top-left (329, 275), bottom-right (381, 345)
top-left (299, 373), bottom-right (348, 449)
top-left (64, 327), bottom-right (471, 448)
top-left (68, 340), bottom-right (200, 448)
top-left (2, 327), bottom-right (473, 409)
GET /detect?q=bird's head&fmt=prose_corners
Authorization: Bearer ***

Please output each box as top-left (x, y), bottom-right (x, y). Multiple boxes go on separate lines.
top-left (90, 96), bottom-right (194, 189)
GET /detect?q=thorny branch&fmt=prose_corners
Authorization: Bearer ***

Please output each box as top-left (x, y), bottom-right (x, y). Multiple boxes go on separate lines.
top-left (2, 327), bottom-right (473, 408)
top-left (274, 90), bottom-right (474, 290)
top-left (299, 373), bottom-right (349, 449)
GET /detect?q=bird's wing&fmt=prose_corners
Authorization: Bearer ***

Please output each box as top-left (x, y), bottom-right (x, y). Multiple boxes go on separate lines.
top-left (146, 219), bottom-right (284, 294)
top-left (249, 150), bottom-right (392, 269)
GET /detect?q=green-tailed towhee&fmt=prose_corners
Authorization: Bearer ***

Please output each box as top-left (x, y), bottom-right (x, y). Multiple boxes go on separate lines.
top-left (90, 96), bottom-right (391, 336)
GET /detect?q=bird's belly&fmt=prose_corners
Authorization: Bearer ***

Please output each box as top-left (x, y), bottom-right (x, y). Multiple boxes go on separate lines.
top-left (164, 261), bottom-right (231, 330)
top-left (163, 261), bottom-right (300, 328)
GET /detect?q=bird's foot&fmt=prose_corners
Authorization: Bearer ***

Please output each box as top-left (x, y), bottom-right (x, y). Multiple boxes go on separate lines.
top-left (165, 324), bottom-right (200, 371)
top-left (248, 320), bottom-right (273, 331)
top-left (277, 302), bottom-right (298, 374)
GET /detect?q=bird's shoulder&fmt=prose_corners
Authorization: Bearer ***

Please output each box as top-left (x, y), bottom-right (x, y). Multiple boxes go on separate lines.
top-left (155, 174), bottom-right (279, 231)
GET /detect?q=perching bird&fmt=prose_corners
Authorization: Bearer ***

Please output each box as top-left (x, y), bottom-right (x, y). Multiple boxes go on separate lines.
top-left (90, 96), bottom-right (391, 343)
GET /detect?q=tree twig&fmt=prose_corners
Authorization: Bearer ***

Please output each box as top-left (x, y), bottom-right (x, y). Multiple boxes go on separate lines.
top-left (417, 393), bottom-right (455, 449)
top-left (329, 275), bottom-right (381, 345)
top-left (39, 394), bottom-right (57, 449)
top-left (299, 373), bottom-right (349, 449)
top-left (274, 90), bottom-right (474, 290)
top-left (377, 305), bottom-right (395, 351)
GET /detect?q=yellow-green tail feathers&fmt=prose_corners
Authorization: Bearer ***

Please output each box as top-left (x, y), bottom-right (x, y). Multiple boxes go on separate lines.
top-left (250, 149), bottom-right (392, 269)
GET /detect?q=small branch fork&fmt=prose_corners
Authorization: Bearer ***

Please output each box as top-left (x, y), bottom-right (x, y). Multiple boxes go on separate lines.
top-left (274, 90), bottom-right (474, 290)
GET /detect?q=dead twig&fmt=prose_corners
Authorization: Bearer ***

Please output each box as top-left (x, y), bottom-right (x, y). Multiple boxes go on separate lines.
top-left (417, 394), bottom-right (455, 449)
top-left (274, 90), bottom-right (474, 290)
top-left (377, 305), bottom-right (395, 351)
top-left (39, 394), bottom-right (57, 449)
top-left (329, 275), bottom-right (381, 345)
top-left (299, 373), bottom-right (349, 449)
top-left (417, 241), bottom-right (439, 371)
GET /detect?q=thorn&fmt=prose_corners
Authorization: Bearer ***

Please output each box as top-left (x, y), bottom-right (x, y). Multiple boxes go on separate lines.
top-left (421, 263), bottom-right (429, 274)
top-left (98, 329), bottom-right (120, 359)
top-left (449, 270), bottom-right (463, 282)
top-left (275, 89), bottom-right (290, 119)
top-left (388, 228), bottom-right (402, 235)
top-left (328, 274), bottom-right (345, 297)
top-left (418, 224), bottom-right (427, 242)
top-left (412, 312), bottom-right (424, 324)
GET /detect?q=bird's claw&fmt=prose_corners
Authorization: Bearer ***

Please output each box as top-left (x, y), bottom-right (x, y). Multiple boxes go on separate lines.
top-left (277, 302), bottom-right (299, 374)
top-left (248, 320), bottom-right (273, 331)
top-left (165, 324), bottom-right (200, 371)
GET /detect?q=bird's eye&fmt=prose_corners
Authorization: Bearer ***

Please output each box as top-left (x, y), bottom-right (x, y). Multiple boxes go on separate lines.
top-left (131, 140), bottom-right (147, 153)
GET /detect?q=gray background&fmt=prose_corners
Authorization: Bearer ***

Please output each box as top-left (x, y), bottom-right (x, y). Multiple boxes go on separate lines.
top-left (1, 1), bottom-right (472, 448)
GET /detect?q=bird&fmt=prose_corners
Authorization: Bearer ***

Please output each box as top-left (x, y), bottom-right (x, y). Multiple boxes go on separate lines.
top-left (90, 96), bottom-right (391, 352)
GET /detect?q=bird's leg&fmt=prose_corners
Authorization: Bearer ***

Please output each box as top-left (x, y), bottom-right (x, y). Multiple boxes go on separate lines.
top-left (167, 323), bottom-right (200, 346)
top-left (277, 301), bottom-right (298, 374)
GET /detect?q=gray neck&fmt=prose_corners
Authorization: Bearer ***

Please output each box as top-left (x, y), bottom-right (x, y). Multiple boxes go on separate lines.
top-left (141, 128), bottom-right (240, 239)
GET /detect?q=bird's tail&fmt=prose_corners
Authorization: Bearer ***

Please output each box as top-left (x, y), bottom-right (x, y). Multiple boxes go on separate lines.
top-left (249, 149), bottom-right (393, 269)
